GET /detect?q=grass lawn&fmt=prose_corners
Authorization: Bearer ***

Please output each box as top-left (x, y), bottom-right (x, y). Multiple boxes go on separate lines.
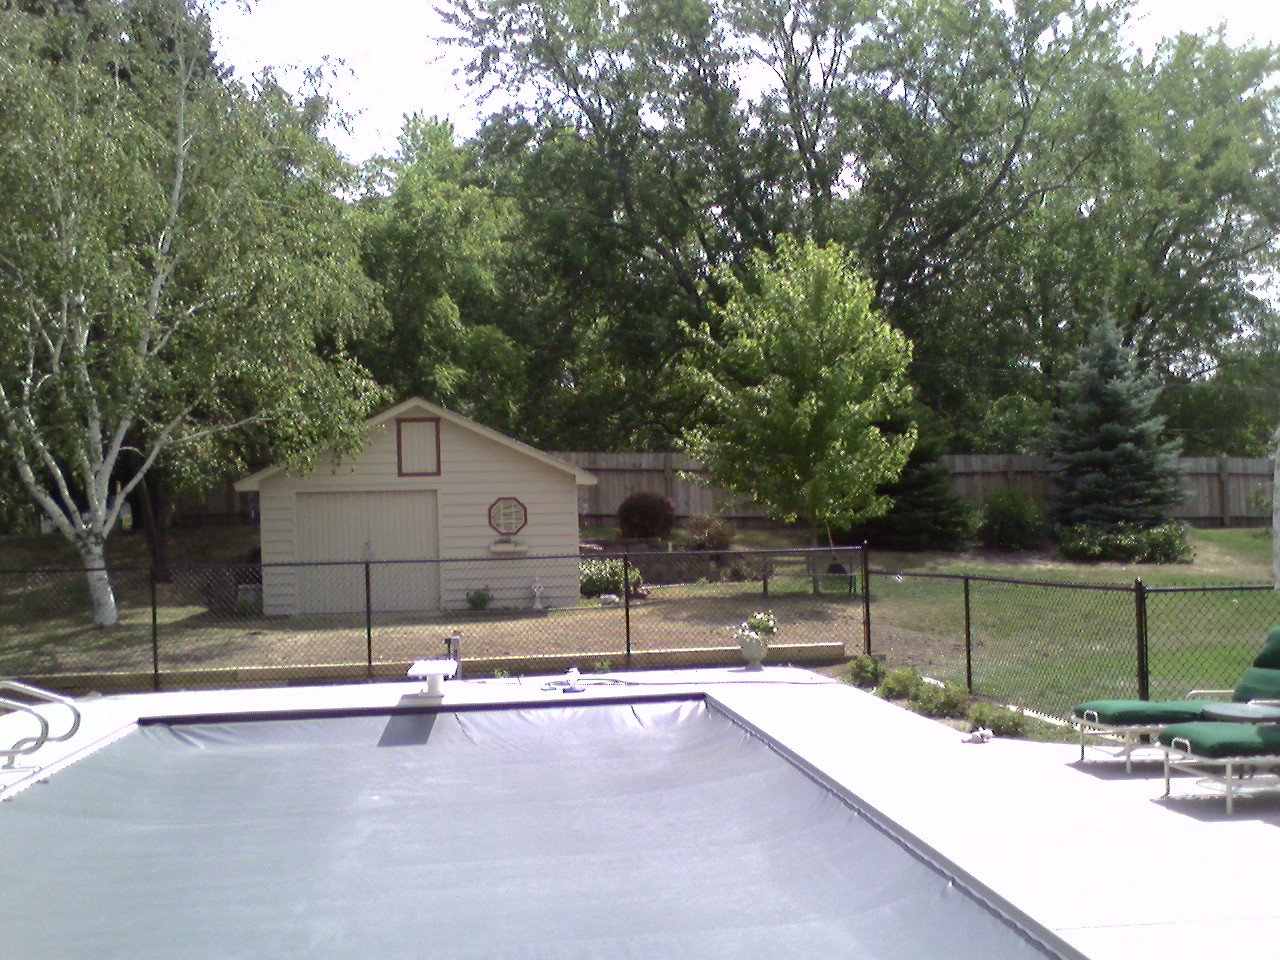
top-left (861, 527), bottom-right (1278, 716)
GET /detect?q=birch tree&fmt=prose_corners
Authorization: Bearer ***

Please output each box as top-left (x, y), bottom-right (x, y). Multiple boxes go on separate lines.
top-left (0, 0), bottom-right (382, 625)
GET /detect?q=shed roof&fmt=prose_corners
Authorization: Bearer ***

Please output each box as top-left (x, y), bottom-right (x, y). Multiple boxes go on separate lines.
top-left (234, 397), bottom-right (597, 492)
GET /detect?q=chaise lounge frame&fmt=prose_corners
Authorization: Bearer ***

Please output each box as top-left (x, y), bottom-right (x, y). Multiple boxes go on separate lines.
top-left (1161, 734), bottom-right (1280, 816)
top-left (1076, 689), bottom-right (1231, 773)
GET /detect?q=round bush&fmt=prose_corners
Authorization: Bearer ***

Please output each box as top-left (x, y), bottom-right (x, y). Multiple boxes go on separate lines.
top-left (876, 666), bottom-right (923, 700)
top-left (683, 514), bottom-right (734, 552)
top-left (967, 701), bottom-right (1028, 737)
top-left (977, 488), bottom-right (1044, 550)
top-left (844, 654), bottom-right (885, 690)
top-left (579, 558), bottom-right (642, 597)
top-left (909, 681), bottom-right (970, 718)
top-left (617, 492), bottom-right (676, 540)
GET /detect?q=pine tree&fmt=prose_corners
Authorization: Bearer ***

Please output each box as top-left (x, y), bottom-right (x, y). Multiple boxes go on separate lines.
top-left (1047, 313), bottom-right (1185, 529)
top-left (837, 437), bottom-right (971, 551)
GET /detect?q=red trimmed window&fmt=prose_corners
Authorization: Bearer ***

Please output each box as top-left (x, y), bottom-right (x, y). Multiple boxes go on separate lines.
top-left (488, 497), bottom-right (528, 536)
top-left (396, 418), bottom-right (441, 476)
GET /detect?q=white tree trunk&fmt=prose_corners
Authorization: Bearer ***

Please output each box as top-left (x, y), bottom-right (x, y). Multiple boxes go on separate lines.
top-left (79, 539), bottom-right (119, 628)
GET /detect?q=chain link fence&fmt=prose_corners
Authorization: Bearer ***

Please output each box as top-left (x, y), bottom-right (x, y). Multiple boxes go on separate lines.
top-left (863, 566), bottom-right (1280, 717)
top-left (0, 548), bottom-right (865, 693)
top-left (5, 547), bottom-right (1278, 719)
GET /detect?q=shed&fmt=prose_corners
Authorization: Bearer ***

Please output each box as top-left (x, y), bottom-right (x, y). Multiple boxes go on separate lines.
top-left (234, 398), bottom-right (596, 616)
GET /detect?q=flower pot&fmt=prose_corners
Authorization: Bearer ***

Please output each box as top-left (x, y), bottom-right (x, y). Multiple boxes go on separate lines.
top-left (739, 635), bottom-right (767, 671)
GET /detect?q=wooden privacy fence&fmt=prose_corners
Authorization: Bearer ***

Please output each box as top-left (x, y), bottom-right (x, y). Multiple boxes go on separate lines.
top-left (556, 451), bottom-right (1275, 528)
top-left (944, 455), bottom-right (1273, 527)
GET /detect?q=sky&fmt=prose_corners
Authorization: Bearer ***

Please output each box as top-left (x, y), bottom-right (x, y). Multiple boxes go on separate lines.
top-left (208, 0), bottom-right (1280, 164)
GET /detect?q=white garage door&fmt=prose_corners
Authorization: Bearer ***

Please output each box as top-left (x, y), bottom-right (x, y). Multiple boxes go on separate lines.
top-left (296, 491), bottom-right (440, 614)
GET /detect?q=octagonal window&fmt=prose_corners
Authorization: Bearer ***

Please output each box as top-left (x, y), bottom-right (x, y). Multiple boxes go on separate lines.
top-left (488, 497), bottom-right (528, 536)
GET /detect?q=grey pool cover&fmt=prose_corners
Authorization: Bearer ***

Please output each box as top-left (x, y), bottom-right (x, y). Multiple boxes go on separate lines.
top-left (0, 697), bottom-right (1078, 960)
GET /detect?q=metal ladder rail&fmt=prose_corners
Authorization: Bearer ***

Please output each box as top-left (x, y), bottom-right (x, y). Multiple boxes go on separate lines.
top-left (0, 681), bottom-right (81, 773)
top-left (0, 697), bottom-right (51, 772)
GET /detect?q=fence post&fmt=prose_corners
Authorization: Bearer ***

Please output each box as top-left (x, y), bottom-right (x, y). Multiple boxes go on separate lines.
top-left (1134, 578), bottom-right (1149, 701)
top-left (365, 562), bottom-right (374, 680)
top-left (623, 555), bottom-right (633, 669)
top-left (150, 566), bottom-right (160, 692)
top-left (963, 576), bottom-right (973, 692)
top-left (861, 545), bottom-right (872, 656)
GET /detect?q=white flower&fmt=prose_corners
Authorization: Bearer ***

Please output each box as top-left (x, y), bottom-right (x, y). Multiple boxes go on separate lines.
top-left (732, 611), bottom-right (778, 645)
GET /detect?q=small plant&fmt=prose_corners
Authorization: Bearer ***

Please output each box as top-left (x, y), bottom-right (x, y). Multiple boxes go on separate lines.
top-left (579, 558), bottom-right (643, 598)
top-left (617, 491), bottom-right (676, 540)
top-left (465, 587), bottom-right (493, 610)
top-left (1056, 521), bottom-right (1192, 564)
top-left (492, 668), bottom-right (510, 679)
top-left (844, 654), bottom-right (885, 689)
top-left (683, 514), bottom-right (734, 552)
top-left (910, 681), bottom-right (970, 718)
top-left (877, 666), bottom-right (923, 700)
top-left (592, 659), bottom-right (613, 673)
top-left (967, 701), bottom-right (1027, 738)
top-left (977, 488), bottom-right (1044, 550)
top-left (732, 610), bottom-right (778, 645)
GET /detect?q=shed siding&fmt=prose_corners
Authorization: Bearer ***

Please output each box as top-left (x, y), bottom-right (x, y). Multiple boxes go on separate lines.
top-left (252, 403), bottom-right (585, 615)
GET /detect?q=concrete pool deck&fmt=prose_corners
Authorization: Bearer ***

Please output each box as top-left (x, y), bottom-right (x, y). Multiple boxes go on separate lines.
top-left (3, 666), bottom-right (1277, 960)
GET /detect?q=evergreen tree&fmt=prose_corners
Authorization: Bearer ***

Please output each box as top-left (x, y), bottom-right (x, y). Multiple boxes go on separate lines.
top-left (836, 435), bottom-right (971, 551)
top-left (1046, 313), bottom-right (1184, 529)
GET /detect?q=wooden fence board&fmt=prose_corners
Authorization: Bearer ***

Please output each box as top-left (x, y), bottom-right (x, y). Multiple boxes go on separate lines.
top-left (555, 451), bottom-right (1274, 527)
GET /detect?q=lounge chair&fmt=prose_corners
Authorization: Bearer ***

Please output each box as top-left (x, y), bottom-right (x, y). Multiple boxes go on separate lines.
top-left (1158, 717), bottom-right (1280, 815)
top-left (1073, 626), bottom-right (1280, 771)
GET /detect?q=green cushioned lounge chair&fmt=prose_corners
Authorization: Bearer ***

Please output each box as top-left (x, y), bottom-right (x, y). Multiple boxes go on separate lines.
top-left (1158, 721), bottom-right (1280, 815)
top-left (1073, 626), bottom-right (1280, 771)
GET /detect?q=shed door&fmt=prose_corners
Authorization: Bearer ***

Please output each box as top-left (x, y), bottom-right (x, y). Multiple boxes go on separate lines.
top-left (296, 491), bottom-right (440, 614)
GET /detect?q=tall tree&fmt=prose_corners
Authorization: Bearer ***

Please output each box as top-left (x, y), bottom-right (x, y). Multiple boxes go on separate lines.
top-left (1045, 312), bottom-right (1184, 529)
top-left (681, 236), bottom-right (915, 543)
top-left (357, 116), bottom-right (527, 431)
top-left (0, 0), bottom-right (383, 625)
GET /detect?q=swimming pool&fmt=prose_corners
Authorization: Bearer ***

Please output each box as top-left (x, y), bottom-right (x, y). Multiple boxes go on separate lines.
top-left (0, 684), bottom-right (1079, 960)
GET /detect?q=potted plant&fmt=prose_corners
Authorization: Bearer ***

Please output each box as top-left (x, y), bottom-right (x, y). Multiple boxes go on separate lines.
top-left (733, 611), bottom-right (778, 670)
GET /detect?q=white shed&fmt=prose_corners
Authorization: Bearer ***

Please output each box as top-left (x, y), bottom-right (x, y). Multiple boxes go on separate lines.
top-left (234, 398), bottom-right (596, 616)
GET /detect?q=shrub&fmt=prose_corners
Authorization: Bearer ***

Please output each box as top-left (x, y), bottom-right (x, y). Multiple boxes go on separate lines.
top-left (909, 681), bottom-right (970, 718)
top-left (579, 558), bottom-right (643, 597)
top-left (465, 587), bottom-right (493, 610)
top-left (683, 514), bottom-right (734, 552)
top-left (844, 654), bottom-right (885, 690)
top-left (617, 491), bottom-right (676, 540)
top-left (877, 666), bottom-right (923, 700)
top-left (977, 488), bottom-right (1045, 550)
top-left (1056, 521), bottom-right (1192, 564)
top-left (967, 701), bottom-right (1028, 738)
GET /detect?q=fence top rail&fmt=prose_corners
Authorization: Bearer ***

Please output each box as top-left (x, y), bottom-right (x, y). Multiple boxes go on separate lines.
top-left (868, 568), bottom-right (1140, 592)
top-left (1145, 583), bottom-right (1275, 594)
top-left (592, 546), bottom-right (863, 560)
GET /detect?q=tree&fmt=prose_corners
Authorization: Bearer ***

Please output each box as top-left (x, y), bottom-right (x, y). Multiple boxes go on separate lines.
top-left (1045, 312), bottom-right (1184, 529)
top-left (836, 431), bottom-right (971, 551)
top-left (356, 116), bottom-right (528, 432)
top-left (0, 0), bottom-right (383, 625)
top-left (680, 236), bottom-right (915, 543)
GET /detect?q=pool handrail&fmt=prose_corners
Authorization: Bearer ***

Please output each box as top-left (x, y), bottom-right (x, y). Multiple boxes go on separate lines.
top-left (1, 696), bottom-right (51, 768)
top-left (0, 681), bottom-right (81, 773)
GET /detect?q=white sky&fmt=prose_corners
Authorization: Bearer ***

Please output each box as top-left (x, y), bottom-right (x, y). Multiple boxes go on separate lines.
top-left (208, 0), bottom-right (1280, 163)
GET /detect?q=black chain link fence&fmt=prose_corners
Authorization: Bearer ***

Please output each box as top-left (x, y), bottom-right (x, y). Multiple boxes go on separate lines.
top-left (0, 548), bottom-right (865, 693)
top-left (5, 547), bottom-right (1277, 719)
top-left (863, 566), bottom-right (1280, 717)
